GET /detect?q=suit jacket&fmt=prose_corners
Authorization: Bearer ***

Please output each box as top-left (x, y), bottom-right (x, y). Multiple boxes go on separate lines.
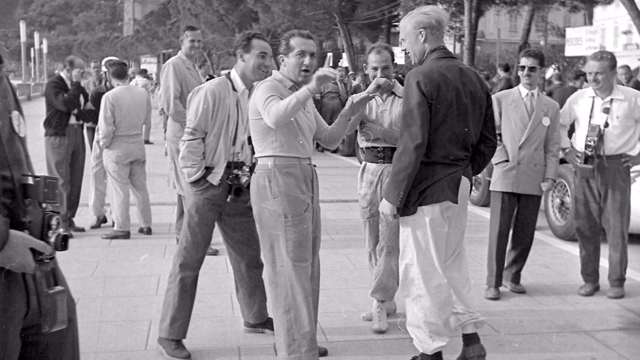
top-left (43, 74), bottom-right (84, 136)
top-left (383, 46), bottom-right (497, 217)
top-left (492, 76), bottom-right (514, 94)
top-left (490, 87), bottom-right (561, 196)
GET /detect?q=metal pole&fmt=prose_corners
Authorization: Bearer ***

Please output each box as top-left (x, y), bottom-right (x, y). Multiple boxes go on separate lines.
top-left (34, 31), bottom-right (40, 83)
top-left (42, 38), bottom-right (48, 81)
top-left (30, 47), bottom-right (34, 82)
top-left (19, 20), bottom-right (27, 83)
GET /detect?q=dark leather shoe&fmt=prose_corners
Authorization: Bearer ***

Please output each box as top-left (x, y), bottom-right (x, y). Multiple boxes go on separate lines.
top-left (157, 337), bottom-right (191, 359)
top-left (69, 220), bottom-right (85, 232)
top-left (89, 215), bottom-right (108, 229)
top-left (578, 283), bottom-right (600, 296)
top-left (101, 230), bottom-right (131, 240)
top-left (484, 287), bottom-right (500, 300)
top-left (138, 226), bottom-right (152, 235)
top-left (456, 343), bottom-right (487, 360)
top-left (318, 345), bottom-right (328, 357)
top-left (206, 246), bottom-right (219, 256)
top-left (504, 282), bottom-right (526, 294)
top-left (144, 140), bottom-right (154, 145)
top-left (244, 317), bottom-right (274, 333)
top-left (606, 286), bottom-right (625, 299)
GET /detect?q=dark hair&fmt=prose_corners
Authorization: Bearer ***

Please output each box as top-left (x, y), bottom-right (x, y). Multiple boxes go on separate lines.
top-left (588, 50), bottom-right (617, 71)
top-left (64, 55), bottom-right (83, 70)
top-left (618, 64), bottom-right (632, 72)
top-left (183, 25), bottom-right (200, 33)
top-left (519, 48), bottom-right (545, 68)
top-left (366, 42), bottom-right (395, 64)
top-left (233, 30), bottom-right (269, 56)
top-left (109, 60), bottom-right (129, 80)
top-left (278, 29), bottom-right (315, 56)
top-left (568, 69), bottom-right (586, 81)
top-left (0, 53), bottom-right (3, 65)
top-left (498, 62), bottom-right (511, 73)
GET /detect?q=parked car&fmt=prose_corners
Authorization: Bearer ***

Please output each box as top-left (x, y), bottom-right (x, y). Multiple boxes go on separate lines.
top-left (470, 160), bottom-right (640, 240)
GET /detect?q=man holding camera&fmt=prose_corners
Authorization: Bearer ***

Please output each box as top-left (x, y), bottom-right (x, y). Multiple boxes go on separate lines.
top-left (157, 31), bottom-right (274, 360)
top-left (0, 53), bottom-right (79, 360)
top-left (560, 50), bottom-right (640, 299)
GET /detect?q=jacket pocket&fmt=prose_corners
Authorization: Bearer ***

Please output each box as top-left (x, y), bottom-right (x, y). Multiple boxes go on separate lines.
top-left (491, 145), bottom-right (509, 165)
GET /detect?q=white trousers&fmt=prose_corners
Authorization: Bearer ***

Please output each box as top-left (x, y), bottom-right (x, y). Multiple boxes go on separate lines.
top-left (399, 177), bottom-right (484, 354)
top-left (90, 138), bottom-right (107, 218)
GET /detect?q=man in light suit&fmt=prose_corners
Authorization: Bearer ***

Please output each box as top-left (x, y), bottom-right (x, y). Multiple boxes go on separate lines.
top-left (485, 48), bottom-right (561, 300)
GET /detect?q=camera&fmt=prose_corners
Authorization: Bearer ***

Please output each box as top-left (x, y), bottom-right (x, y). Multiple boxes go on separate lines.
top-left (225, 163), bottom-right (252, 201)
top-left (577, 124), bottom-right (603, 166)
top-left (22, 174), bottom-right (69, 256)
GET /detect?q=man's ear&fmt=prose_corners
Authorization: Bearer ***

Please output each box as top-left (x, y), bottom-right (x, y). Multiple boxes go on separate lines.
top-left (362, 64), bottom-right (367, 74)
top-left (278, 54), bottom-right (286, 67)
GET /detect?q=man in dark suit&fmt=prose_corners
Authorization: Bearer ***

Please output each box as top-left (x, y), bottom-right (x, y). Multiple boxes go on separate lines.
top-left (379, 5), bottom-right (496, 360)
top-left (492, 62), bottom-right (514, 94)
top-left (44, 55), bottom-right (87, 235)
top-left (550, 69), bottom-right (585, 109)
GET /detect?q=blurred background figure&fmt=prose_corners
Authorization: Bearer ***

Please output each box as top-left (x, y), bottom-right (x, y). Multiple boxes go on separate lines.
top-left (492, 62), bottom-right (514, 94)
top-left (131, 68), bottom-right (155, 144)
top-left (617, 64), bottom-right (640, 90)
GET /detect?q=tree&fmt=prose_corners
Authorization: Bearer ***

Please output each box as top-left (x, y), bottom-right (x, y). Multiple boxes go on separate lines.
top-left (619, 0), bottom-right (640, 38)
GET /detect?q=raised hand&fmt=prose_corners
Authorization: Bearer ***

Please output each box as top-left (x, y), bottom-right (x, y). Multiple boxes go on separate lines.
top-left (308, 67), bottom-right (338, 94)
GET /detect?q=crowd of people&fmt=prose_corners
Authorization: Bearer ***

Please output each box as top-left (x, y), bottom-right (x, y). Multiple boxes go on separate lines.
top-left (1, 3), bottom-right (640, 360)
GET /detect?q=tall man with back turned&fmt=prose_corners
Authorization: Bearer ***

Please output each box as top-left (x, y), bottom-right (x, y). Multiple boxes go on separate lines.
top-left (160, 26), bottom-right (217, 254)
top-left (379, 6), bottom-right (496, 360)
top-left (157, 31), bottom-right (275, 360)
top-left (345, 42), bottom-right (402, 334)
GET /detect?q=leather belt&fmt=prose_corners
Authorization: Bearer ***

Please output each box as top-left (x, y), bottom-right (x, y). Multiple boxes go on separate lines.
top-left (361, 146), bottom-right (396, 164)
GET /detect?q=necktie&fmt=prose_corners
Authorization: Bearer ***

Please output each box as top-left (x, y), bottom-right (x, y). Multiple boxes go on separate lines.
top-left (525, 91), bottom-right (535, 118)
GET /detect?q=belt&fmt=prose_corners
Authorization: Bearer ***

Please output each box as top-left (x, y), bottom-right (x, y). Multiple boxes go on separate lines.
top-left (68, 122), bottom-right (83, 127)
top-left (256, 156), bottom-right (312, 167)
top-left (225, 161), bottom-right (247, 169)
top-left (361, 146), bottom-right (396, 164)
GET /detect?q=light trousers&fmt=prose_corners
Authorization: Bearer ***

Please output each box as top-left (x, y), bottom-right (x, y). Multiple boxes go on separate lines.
top-left (399, 177), bottom-right (484, 355)
top-left (102, 138), bottom-right (152, 231)
top-left (89, 138), bottom-right (107, 218)
top-left (159, 177), bottom-right (268, 339)
top-left (166, 119), bottom-right (185, 238)
top-left (251, 157), bottom-right (321, 360)
top-left (357, 162), bottom-right (399, 302)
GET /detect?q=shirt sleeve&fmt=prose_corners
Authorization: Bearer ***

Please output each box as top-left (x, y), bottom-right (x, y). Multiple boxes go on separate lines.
top-left (253, 81), bottom-right (315, 128)
top-left (559, 93), bottom-right (577, 149)
top-left (97, 94), bottom-right (115, 148)
top-left (314, 98), bottom-right (353, 149)
top-left (179, 85), bottom-right (210, 183)
top-left (160, 62), bottom-right (187, 125)
top-left (544, 103), bottom-right (561, 179)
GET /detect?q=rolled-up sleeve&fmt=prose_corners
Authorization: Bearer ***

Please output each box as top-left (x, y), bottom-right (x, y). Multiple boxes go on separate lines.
top-left (314, 105), bottom-right (351, 149)
top-left (253, 81), bottom-right (314, 128)
top-left (179, 86), bottom-right (210, 182)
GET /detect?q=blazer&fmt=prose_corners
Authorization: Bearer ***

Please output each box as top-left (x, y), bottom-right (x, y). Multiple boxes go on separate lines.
top-left (490, 87), bottom-right (561, 196)
top-left (383, 46), bottom-right (497, 217)
top-left (43, 74), bottom-right (84, 136)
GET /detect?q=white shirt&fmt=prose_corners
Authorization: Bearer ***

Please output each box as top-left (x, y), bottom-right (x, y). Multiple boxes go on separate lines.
top-left (228, 68), bottom-right (250, 164)
top-left (518, 84), bottom-right (538, 102)
top-left (560, 85), bottom-right (640, 156)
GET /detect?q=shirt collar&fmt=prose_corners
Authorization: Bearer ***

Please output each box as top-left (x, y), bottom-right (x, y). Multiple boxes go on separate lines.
top-left (585, 84), bottom-right (625, 101)
top-left (518, 84), bottom-right (538, 99)
top-left (59, 72), bottom-right (71, 88)
top-left (271, 70), bottom-right (299, 92)
top-left (230, 68), bottom-right (247, 94)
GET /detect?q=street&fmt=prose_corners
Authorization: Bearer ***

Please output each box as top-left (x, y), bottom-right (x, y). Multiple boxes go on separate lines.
top-left (17, 96), bottom-right (640, 359)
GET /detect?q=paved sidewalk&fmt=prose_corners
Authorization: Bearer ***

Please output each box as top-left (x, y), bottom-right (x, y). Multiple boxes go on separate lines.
top-left (21, 98), bottom-right (640, 359)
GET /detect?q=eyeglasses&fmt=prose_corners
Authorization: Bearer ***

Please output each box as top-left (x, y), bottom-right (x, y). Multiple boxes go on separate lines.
top-left (518, 65), bottom-right (540, 73)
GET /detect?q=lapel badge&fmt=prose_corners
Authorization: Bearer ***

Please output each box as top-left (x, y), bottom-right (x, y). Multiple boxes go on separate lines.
top-left (541, 116), bottom-right (550, 127)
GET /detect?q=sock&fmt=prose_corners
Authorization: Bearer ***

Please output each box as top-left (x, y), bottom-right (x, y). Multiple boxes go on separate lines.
top-left (462, 332), bottom-right (481, 346)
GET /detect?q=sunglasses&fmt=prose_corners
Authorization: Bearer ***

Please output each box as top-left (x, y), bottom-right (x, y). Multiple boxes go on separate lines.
top-left (518, 65), bottom-right (540, 73)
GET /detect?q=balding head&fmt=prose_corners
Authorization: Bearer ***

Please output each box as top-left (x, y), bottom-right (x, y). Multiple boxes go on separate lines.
top-left (399, 5), bottom-right (449, 64)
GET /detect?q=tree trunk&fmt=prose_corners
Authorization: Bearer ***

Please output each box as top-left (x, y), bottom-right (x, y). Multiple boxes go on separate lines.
top-left (379, 13), bottom-right (392, 44)
top-left (583, 0), bottom-right (595, 25)
top-left (620, 0), bottom-right (640, 38)
top-left (463, 0), bottom-right (479, 66)
top-left (517, 1), bottom-right (537, 54)
top-left (334, 12), bottom-right (356, 71)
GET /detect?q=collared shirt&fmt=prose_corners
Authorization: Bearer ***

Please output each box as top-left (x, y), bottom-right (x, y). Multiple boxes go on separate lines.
top-left (346, 80), bottom-right (403, 148)
top-left (517, 84), bottom-right (538, 101)
top-left (179, 68), bottom-right (252, 185)
top-left (249, 70), bottom-right (350, 158)
top-left (159, 51), bottom-right (203, 126)
top-left (97, 85), bottom-right (151, 148)
top-left (560, 85), bottom-right (640, 156)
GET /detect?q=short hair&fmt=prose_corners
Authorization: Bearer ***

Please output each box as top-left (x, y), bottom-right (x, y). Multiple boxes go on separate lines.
top-left (137, 68), bottom-right (149, 76)
top-left (366, 42), bottom-right (395, 64)
top-left (568, 69), bottom-right (586, 81)
top-left (64, 55), bottom-right (83, 70)
top-left (519, 48), bottom-right (546, 68)
top-left (498, 62), bottom-right (511, 73)
top-left (401, 5), bottom-right (449, 41)
top-left (618, 64), bottom-right (632, 72)
top-left (109, 60), bottom-right (129, 80)
top-left (588, 50), bottom-right (617, 71)
top-left (278, 29), bottom-right (315, 56)
top-left (180, 25), bottom-right (201, 42)
top-left (233, 30), bottom-right (269, 56)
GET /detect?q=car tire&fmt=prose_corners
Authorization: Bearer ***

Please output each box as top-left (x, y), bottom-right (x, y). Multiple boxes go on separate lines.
top-left (544, 164), bottom-right (577, 241)
top-left (470, 166), bottom-right (491, 207)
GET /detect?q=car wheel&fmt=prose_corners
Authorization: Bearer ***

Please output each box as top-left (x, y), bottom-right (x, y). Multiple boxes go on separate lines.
top-left (470, 167), bottom-right (491, 207)
top-left (544, 164), bottom-right (577, 241)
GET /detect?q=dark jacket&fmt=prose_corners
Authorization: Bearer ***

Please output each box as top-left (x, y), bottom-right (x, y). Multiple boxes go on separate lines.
top-left (85, 80), bottom-right (113, 126)
top-left (551, 85), bottom-right (579, 109)
top-left (43, 74), bottom-right (85, 136)
top-left (492, 75), bottom-right (514, 94)
top-left (383, 46), bottom-right (497, 217)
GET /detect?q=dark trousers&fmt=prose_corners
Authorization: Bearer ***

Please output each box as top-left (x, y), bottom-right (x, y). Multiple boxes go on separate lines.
top-left (574, 158), bottom-right (630, 287)
top-left (159, 178), bottom-right (268, 339)
top-left (85, 125), bottom-right (96, 151)
top-left (486, 191), bottom-right (541, 287)
top-left (44, 125), bottom-right (85, 228)
top-left (0, 262), bottom-right (79, 360)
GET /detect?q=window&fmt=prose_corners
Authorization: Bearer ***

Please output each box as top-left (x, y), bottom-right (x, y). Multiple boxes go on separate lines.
top-left (509, 11), bottom-right (518, 33)
top-left (535, 14), bottom-right (546, 34)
